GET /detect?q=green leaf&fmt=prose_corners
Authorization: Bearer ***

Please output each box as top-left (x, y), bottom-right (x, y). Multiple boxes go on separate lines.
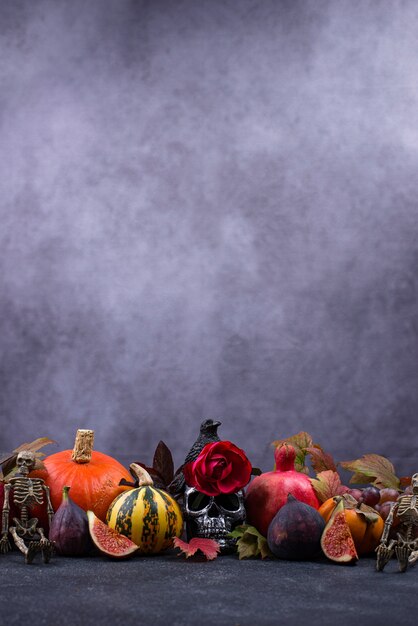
top-left (258, 536), bottom-right (274, 560)
top-left (349, 472), bottom-right (372, 485)
top-left (339, 454), bottom-right (400, 490)
top-left (287, 432), bottom-right (313, 450)
top-left (234, 532), bottom-right (259, 559)
top-left (229, 525), bottom-right (273, 560)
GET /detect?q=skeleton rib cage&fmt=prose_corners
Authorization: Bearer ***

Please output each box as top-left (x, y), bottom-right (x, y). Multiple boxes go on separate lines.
top-left (397, 495), bottom-right (418, 523)
top-left (10, 478), bottom-right (45, 508)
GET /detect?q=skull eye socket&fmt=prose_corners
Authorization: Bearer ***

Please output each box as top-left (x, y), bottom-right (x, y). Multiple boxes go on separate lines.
top-left (215, 494), bottom-right (241, 512)
top-left (188, 491), bottom-right (211, 512)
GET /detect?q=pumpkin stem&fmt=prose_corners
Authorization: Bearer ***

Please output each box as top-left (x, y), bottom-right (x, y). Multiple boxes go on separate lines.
top-left (129, 463), bottom-right (154, 487)
top-left (71, 429), bottom-right (95, 463)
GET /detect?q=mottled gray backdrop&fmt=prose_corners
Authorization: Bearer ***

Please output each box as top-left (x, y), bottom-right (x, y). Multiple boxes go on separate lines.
top-left (1, 0), bottom-right (417, 476)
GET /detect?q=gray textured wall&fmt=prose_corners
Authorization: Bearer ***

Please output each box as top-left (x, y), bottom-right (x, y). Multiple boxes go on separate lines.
top-left (1, 0), bottom-right (417, 477)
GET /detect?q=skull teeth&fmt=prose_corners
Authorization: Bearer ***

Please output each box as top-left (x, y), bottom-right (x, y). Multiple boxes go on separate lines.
top-left (193, 520), bottom-right (232, 539)
top-left (196, 530), bottom-right (228, 538)
top-left (199, 521), bottom-right (228, 532)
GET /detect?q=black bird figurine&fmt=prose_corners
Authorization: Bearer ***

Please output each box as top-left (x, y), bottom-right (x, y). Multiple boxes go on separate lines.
top-left (168, 419), bottom-right (221, 496)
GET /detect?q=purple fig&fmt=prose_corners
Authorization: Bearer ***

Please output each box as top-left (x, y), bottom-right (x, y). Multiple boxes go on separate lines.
top-left (267, 493), bottom-right (325, 560)
top-left (49, 486), bottom-right (91, 556)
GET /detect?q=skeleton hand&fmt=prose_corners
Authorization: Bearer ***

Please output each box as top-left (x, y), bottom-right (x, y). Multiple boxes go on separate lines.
top-left (395, 541), bottom-right (410, 573)
top-left (376, 543), bottom-right (393, 571)
top-left (0, 533), bottom-right (11, 554)
top-left (408, 550), bottom-right (418, 566)
top-left (405, 538), bottom-right (418, 566)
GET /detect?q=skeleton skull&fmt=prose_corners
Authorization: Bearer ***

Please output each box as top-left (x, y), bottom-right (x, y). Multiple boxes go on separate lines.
top-left (183, 485), bottom-right (246, 552)
top-left (16, 451), bottom-right (36, 476)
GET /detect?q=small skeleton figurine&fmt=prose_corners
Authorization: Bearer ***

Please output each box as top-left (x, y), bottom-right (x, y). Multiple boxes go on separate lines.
top-left (376, 472), bottom-right (418, 572)
top-left (0, 450), bottom-right (54, 564)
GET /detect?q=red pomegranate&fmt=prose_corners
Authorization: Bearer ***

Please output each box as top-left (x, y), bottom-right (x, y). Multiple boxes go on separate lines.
top-left (245, 443), bottom-right (320, 536)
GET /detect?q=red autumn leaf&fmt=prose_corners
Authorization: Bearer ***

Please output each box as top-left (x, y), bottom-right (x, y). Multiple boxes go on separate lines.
top-left (173, 537), bottom-right (220, 560)
top-left (400, 476), bottom-right (412, 488)
top-left (305, 445), bottom-right (337, 474)
top-left (310, 470), bottom-right (350, 503)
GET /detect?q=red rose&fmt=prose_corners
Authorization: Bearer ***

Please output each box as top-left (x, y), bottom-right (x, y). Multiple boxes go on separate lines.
top-left (183, 440), bottom-right (252, 496)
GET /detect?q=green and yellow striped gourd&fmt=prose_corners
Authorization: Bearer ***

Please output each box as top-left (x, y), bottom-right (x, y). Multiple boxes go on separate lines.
top-left (106, 464), bottom-right (183, 554)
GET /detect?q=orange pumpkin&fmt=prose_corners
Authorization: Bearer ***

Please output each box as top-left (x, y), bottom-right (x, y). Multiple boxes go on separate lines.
top-left (30, 429), bottom-right (132, 521)
top-left (319, 496), bottom-right (384, 555)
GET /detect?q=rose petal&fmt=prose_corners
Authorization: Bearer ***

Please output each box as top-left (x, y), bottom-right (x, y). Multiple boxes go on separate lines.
top-left (202, 455), bottom-right (221, 475)
top-left (193, 480), bottom-right (221, 497)
top-left (196, 459), bottom-right (213, 480)
top-left (206, 458), bottom-right (224, 474)
top-left (219, 463), bottom-right (252, 493)
top-left (183, 440), bottom-right (252, 496)
top-left (218, 460), bottom-right (233, 480)
top-left (212, 460), bottom-right (228, 480)
top-left (218, 477), bottom-right (242, 494)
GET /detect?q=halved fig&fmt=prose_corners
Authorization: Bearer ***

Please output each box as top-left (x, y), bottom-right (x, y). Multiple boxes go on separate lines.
top-left (87, 510), bottom-right (138, 558)
top-left (321, 498), bottom-right (358, 564)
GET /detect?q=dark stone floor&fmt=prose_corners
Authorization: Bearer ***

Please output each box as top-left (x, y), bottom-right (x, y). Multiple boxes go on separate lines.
top-left (0, 550), bottom-right (415, 626)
